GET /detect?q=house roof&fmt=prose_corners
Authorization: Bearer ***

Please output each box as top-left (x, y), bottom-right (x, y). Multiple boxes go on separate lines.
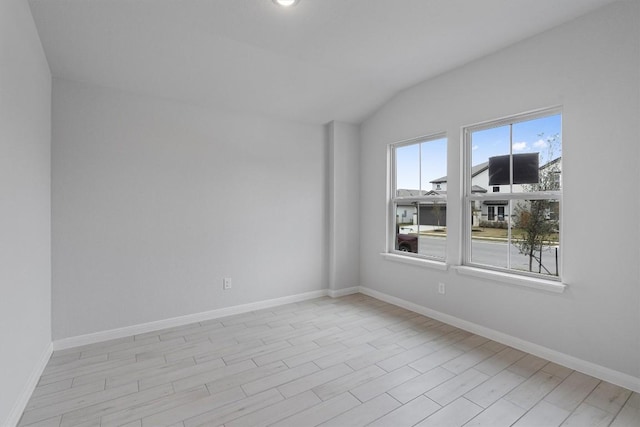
top-left (396, 189), bottom-right (447, 197)
top-left (431, 156), bottom-right (561, 184)
top-left (396, 189), bottom-right (428, 197)
top-left (396, 186), bottom-right (485, 196)
top-left (472, 185), bottom-right (488, 193)
top-left (431, 162), bottom-right (489, 184)
top-left (541, 157), bottom-right (562, 169)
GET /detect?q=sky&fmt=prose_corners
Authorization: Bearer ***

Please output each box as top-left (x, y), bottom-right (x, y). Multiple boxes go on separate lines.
top-left (396, 113), bottom-right (561, 191)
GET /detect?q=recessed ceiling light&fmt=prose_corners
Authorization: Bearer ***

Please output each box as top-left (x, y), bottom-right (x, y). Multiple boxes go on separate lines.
top-left (272, 0), bottom-right (300, 7)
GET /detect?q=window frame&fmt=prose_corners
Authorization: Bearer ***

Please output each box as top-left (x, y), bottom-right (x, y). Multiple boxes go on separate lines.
top-left (462, 107), bottom-right (563, 281)
top-left (388, 133), bottom-right (448, 262)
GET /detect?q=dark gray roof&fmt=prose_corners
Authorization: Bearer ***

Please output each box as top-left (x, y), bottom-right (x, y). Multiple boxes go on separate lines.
top-left (397, 187), bottom-right (483, 196)
top-left (471, 185), bottom-right (487, 193)
top-left (396, 189), bottom-right (427, 197)
top-left (396, 189), bottom-right (446, 197)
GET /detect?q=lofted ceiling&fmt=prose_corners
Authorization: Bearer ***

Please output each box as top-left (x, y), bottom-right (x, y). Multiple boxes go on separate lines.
top-left (28, 0), bottom-right (619, 124)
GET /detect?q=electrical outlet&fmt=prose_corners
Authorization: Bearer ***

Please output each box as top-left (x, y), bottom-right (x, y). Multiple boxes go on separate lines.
top-left (223, 277), bottom-right (232, 290)
top-left (438, 282), bottom-right (445, 295)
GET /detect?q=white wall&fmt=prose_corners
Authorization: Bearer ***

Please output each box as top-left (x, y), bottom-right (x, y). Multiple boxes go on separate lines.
top-left (360, 0), bottom-right (640, 381)
top-left (328, 121), bottom-right (361, 293)
top-left (52, 79), bottom-right (327, 340)
top-left (0, 0), bottom-right (52, 424)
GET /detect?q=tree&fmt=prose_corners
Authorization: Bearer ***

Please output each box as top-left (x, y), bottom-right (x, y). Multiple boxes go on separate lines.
top-left (514, 200), bottom-right (557, 272)
top-left (513, 133), bottom-right (561, 274)
top-left (432, 201), bottom-right (444, 229)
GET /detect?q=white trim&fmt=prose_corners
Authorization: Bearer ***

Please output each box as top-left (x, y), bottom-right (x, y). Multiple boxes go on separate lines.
top-left (454, 265), bottom-right (566, 293)
top-left (468, 191), bottom-right (561, 202)
top-left (5, 342), bottom-right (53, 427)
top-left (380, 253), bottom-right (448, 271)
top-left (463, 105), bottom-right (563, 134)
top-left (357, 286), bottom-right (640, 393)
top-left (328, 287), bottom-right (360, 298)
top-left (53, 290), bottom-right (328, 351)
top-left (395, 195), bottom-right (447, 203)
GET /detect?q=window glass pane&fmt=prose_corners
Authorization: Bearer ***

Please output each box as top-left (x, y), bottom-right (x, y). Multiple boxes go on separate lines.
top-left (418, 200), bottom-right (446, 258)
top-left (472, 201), bottom-right (508, 269)
top-left (421, 137), bottom-right (447, 193)
top-left (395, 203), bottom-right (419, 254)
top-left (394, 202), bottom-right (447, 259)
top-left (471, 125), bottom-right (510, 194)
top-left (512, 114), bottom-right (562, 191)
top-left (392, 136), bottom-right (447, 260)
top-left (471, 114), bottom-right (562, 192)
top-left (395, 143), bottom-right (420, 196)
top-left (512, 198), bottom-right (560, 277)
top-left (471, 199), bottom-right (560, 277)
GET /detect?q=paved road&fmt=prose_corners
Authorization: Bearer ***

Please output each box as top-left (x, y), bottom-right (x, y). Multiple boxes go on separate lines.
top-left (417, 235), bottom-right (559, 276)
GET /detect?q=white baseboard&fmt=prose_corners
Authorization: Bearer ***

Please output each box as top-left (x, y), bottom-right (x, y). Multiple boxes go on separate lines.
top-left (5, 342), bottom-right (53, 427)
top-left (53, 289), bottom-right (328, 351)
top-left (358, 286), bottom-right (640, 394)
top-left (328, 286), bottom-right (360, 298)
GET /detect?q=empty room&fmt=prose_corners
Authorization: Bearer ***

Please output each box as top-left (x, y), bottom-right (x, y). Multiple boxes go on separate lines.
top-left (2, 0), bottom-right (639, 426)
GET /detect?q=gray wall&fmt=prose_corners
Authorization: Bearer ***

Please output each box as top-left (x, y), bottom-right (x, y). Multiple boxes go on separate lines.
top-left (0, 0), bottom-right (52, 423)
top-left (328, 121), bottom-right (361, 293)
top-left (52, 79), bottom-right (327, 339)
top-left (360, 1), bottom-right (640, 379)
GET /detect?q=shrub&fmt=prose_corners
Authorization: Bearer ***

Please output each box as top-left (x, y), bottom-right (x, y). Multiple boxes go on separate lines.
top-left (479, 220), bottom-right (508, 229)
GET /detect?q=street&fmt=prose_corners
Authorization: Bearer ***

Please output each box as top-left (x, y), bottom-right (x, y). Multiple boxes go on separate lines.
top-left (418, 236), bottom-right (559, 276)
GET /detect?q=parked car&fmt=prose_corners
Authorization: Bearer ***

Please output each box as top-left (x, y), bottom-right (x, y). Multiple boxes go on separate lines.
top-left (397, 233), bottom-right (418, 253)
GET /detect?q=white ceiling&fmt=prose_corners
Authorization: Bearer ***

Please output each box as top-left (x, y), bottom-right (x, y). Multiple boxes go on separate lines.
top-left (28, 0), bottom-right (619, 124)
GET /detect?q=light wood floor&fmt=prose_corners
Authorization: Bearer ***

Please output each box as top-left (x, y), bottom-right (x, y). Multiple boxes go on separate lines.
top-left (18, 294), bottom-right (639, 427)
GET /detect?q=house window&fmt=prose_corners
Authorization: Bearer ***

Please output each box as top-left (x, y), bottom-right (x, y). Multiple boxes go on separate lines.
top-left (464, 109), bottom-right (562, 279)
top-left (487, 206), bottom-right (495, 221)
top-left (391, 134), bottom-right (447, 260)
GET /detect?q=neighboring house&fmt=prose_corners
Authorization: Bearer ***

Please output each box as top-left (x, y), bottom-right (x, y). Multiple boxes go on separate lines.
top-left (398, 156), bottom-right (561, 228)
top-left (395, 189), bottom-right (447, 229)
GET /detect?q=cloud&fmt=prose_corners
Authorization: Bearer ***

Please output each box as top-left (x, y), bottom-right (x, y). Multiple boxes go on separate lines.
top-left (472, 145), bottom-right (479, 151)
top-left (533, 139), bottom-right (547, 148)
top-left (512, 141), bottom-right (528, 151)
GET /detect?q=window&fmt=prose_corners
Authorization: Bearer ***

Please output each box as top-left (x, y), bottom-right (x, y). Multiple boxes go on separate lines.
top-left (391, 134), bottom-right (447, 260)
top-left (487, 206), bottom-right (495, 221)
top-left (465, 109), bottom-right (562, 279)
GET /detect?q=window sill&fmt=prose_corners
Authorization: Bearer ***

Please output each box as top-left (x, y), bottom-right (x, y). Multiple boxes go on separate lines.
top-left (380, 253), bottom-right (448, 271)
top-left (454, 266), bottom-right (566, 293)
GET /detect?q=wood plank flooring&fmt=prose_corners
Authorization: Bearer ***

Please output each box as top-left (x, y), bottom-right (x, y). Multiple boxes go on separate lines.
top-left (18, 294), bottom-right (639, 426)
